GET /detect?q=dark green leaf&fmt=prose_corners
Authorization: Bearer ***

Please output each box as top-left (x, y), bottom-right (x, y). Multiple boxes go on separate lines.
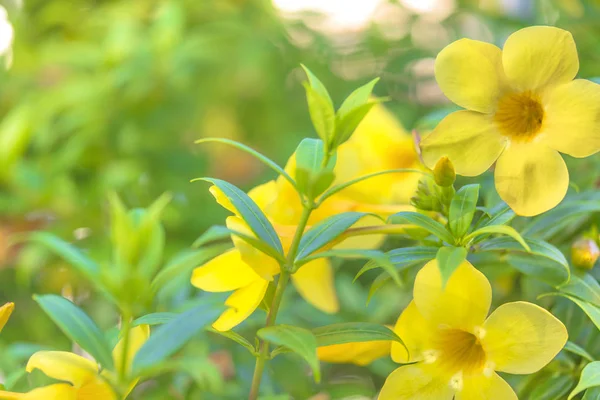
top-left (208, 328), bottom-right (255, 354)
top-left (133, 312), bottom-right (177, 327)
top-left (132, 303), bottom-right (223, 373)
top-left (559, 274), bottom-right (600, 308)
top-left (258, 324), bottom-right (320, 383)
top-left (313, 322), bottom-right (406, 355)
top-left (34, 295), bottom-right (114, 370)
top-left (524, 201), bottom-right (600, 239)
top-left (356, 246), bottom-right (437, 280)
top-left (448, 184), bottom-right (479, 239)
top-left (569, 361), bottom-right (600, 399)
top-left (436, 246), bottom-right (468, 286)
top-left (192, 178), bottom-right (283, 255)
top-left (466, 225), bottom-right (529, 251)
top-left (564, 341), bottom-right (594, 362)
top-left (295, 212), bottom-right (372, 260)
top-left (388, 212), bottom-right (454, 244)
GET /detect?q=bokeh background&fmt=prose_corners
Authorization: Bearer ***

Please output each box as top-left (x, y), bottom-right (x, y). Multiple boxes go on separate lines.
top-left (1, 0), bottom-right (600, 398)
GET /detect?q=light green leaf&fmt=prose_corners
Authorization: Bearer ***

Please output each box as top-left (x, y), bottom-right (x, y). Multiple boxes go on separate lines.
top-left (584, 387), bottom-right (600, 400)
top-left (564, 341), bottom-right (594, 362)
top-left (258, 324), bottom-right (320, 383)
top-left (436, 246), bottom-right (468, 287)
top-left (295, 138), bottom-right (336, 198)
top-left (388, 212), bottom-right (454, 244)
top-left (524, 201), bottom-right (600, 240)
top-left (194, 138), bottom-right (297, 191)
top-left (559, 274), bottom-right (600, 308)
top-left (569, 361), bottom-right (600, 399)
top-left (132, 303), bottom-right (222, 373)
top-left (337, 78), bottom-right (379, 117)
top-left (133, 312), bottom-right (177, 327)
top-left (550, 293), bottom-right (600, 331)
top-left (192, 178), bottom-right (283, 256)
top-left (474, 204), bottom-right (515, 230)
top-left (448, 184), bottom-right (479, 239)
top-left (334, 102), bottom-right (377, 146)
top-left (26, 232), bottom-right (99, 279)
top-left (301, 66), bottom-right (335, 146)
top-left (208, 328), bottom-right (255, 354)
top-left (466, 225), bottom-right (530, 251)
top-left (34, 295), bottom-right (114, 370)
top-left (313, 322), bottom-right (406, 355)
top-left (356, 246), bottom-right (437, 280)
top-left (295, 212), bottom-right (373, 260)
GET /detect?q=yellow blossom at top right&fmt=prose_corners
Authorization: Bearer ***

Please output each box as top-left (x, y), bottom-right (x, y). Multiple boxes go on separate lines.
top-left (421, 26), bottom-right (600, 216)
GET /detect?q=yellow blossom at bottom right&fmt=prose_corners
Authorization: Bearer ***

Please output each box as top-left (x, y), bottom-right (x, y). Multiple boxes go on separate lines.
top-left (380, 259), bottom-right (568, 400)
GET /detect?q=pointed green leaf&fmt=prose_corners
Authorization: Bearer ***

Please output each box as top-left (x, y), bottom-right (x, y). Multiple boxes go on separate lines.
top-left (334, 102), bottom-right (377, 146)
top-left (355, 246), bottom-right (437, 280)
top-left (192, 178), bottom-right (283, 255)
top-left (34, 295), bottom-right (114, 370)
top-left (313, 322), bottom-right (406, 356)
top-left (301, 66), bottom-right (335, 146)
top-left (559, 274), bottom-right (600, 308)
top-left (436, 246), bottom-right (468, 286)
top-left (295, 138), bottom-right (336, 198)
top-left (258, 324), bottom-right (320, 383)
top-left (466, 225), bottom-right (530, 252)
top-left (208, 328), bottom-right (255, 354)
top-left (564, 341), bottom-right (594, 362)
top-left (569, 361), bottom-right (600, 400)
top-left (448, 184), bottom-right (479, 239)
top-left (388, 212), bottom-right (454, 244)
top-left (132, 303), bottom-right (223, 373)
top-left (133, 312), bottom-right (177, 327)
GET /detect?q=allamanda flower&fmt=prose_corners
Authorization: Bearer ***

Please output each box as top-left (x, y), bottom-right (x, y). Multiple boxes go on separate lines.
top-left (0, 325), bottom-right (149, 400)
top-left (421, 26), bottom-right (600, 216)
top-left (0, 302), bottom-right (14, 333)
top-left (192, 104), bottom-right (420, 332)
top-left (379, 259), bottom-right (567, 399)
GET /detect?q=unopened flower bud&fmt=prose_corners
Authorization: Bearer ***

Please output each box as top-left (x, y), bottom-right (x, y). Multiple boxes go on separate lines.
top-left (571, 239), bottom-right (600, 270)
top-left (433, 156), bottom-right (456, 187)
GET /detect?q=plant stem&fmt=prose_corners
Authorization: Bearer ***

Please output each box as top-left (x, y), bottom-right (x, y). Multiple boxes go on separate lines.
top-left (119, 313), bottom-right (132, 384)
top-left (248, 205), bottom-right (313, 400)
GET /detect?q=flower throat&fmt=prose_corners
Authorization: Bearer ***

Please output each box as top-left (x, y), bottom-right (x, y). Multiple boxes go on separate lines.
top-left (494, 91), bottom-right (544, 141)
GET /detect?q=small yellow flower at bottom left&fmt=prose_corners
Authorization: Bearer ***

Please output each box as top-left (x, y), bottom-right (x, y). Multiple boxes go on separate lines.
top-left (0, 302), bottom-right (14, 333)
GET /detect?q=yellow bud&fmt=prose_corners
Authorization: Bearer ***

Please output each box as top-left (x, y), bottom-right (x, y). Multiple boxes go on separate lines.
top-left (0, 302), bottom-right (14, 333)
top-left (433, 156), bottom-right (456, 187)
top-left (571, 239), bottom-right (600, 270)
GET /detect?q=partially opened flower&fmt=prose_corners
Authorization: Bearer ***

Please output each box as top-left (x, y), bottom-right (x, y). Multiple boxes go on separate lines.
top-left (0, 302), bottom-right (14, 333)
top-left (380, 260), bottom-right (567, 399)
top-left (0, 325), bottom-right (149, 400)
top-left (421, 26), bottom-right (600, 216)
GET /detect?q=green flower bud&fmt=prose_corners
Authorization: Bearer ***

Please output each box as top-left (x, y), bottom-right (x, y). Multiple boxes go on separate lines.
top-left (433, 156), bottom-right (456, 187)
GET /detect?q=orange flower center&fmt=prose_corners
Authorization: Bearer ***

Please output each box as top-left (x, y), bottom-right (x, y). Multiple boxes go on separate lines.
top-left (494, 91), bottom-right (544, 142)
top-left (434, 328), bottom-right (487, 375)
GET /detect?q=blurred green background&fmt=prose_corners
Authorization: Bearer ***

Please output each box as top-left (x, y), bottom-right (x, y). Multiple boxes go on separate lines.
top-left (1, 0), bottom-right (600, 398)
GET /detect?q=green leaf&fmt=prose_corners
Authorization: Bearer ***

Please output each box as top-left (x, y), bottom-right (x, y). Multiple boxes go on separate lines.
top-left (208, 328), bottom-right (255, 354)
top-left (151, 244), bottom-right (230, 291)
top-left (26, 232), bottom-right (99, 279)
top-left (133, 312), bottom-right (177, 327)
top-left (388, 212), bottom-right (454, 244)
top-left (313, 322), bottom-right (406, 353)
top-left (356, 246), bottom-right (437, 280)
top-left (192, 225), bottom-right (284, 263)
top-left (530, 374), bottom-right (574, 400)
top-left (132, 302), bottom-right (223, 374)
top-left (550, 293), bottom-right (600, 331)
top-left (559, 274), bottom-right (600, 308)
top-left (584, 387), bottom-right (600, 400)
top-left (301, 66), bottom-right (335, 146)
top-left (295, 212), bottom-right (372, 260)
top-left (564, 341), bottom-right (594, 362)
top-left (317, 168), bottom-right (425, 205)
top-left (258, 324), bottom-right (320, 383)
top-left (192, 178), bottom-right (283, 255)
top-left (295, 138), bottom-right (336, 198)
top-left (436, 246), bottom-right (468, 286)
top-left (474, 204), bottom-right (515, 230)
top-left (194, 138), bottom-right (297, 192)
top-left (569, 361), bottom-right (600, 399)
top-left (337, 78), bottom-right (379, 117)
top-left (367, 271), bottom-right (393, 304)
top-left (478, 237), bottom-right (569, 286)
top-left (34, 295), bottom-right (114, 370)
top-left (466, 225), bottom-right (530, 251)
top-left (334, 102), bottom-right (377, 146)
top-left (448, 184), bottom-right (479, 239)
top-left (524, 200), bottom-right (600, 240)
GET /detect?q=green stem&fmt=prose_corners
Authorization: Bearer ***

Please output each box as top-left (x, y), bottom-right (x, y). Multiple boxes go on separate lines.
top-left (248, 205), bottom-right (313, 400)
top-left (119, 313), bottom-right (132, 385)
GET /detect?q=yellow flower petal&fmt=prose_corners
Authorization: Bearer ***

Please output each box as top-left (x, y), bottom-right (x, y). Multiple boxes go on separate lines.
top-left (191, 249), bottom-right (262, 292)
top-left (227, 217), bottom-right (280, 280)
top-left (392, 301), bottom-right (436, 363)
top-left (542, 79), bottom-right (600, 158)
top-left (317, 341), bottom-right (391, 366)
top-left (420, 111), bottom-right (507, 176)
top-left (212, 278), bottom-right (269, 332)
top-left (248, 180), bottom-right (278, 211)
top-left (208, 186), bottom-right (238, 215)
top-left (414, 260), bottom-right (491, 332)
top-left (379, 364), bottom-right (454, 400)
top-left (502, 26), bottom-right (578, 92)
top-left (291, 258), bottom-right (339, 314)
top-left (77, 377), bottom-right (118, 400)
top-left (481, 301), bottom-right (568, 374)
top-left (435, 39), bottom-right (507, 113)
top-left (26, 351), bottom-right (97, 387)
top-left (0, 302), bottom-right (14, 333)
top-left (112, 325), bottom-right (150, 376)
top-left (456, 373), bottom-right (517, 400)
top-left (494, 141), bottom-right (568, 216)
top-left (21, 384), bottom-right (77, 400)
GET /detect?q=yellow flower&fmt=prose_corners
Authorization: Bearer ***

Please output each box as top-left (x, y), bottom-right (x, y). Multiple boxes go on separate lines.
top-left (0, 325), bottom-right (150, 400)
top-left (421, 26), bottom-right (600, 216)
top-left (379, 260), bottom-right (567, 399)
top-left (192, 111), bottom-right (420, 331)
top-left (0, 302), bottom-right (14, 333)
